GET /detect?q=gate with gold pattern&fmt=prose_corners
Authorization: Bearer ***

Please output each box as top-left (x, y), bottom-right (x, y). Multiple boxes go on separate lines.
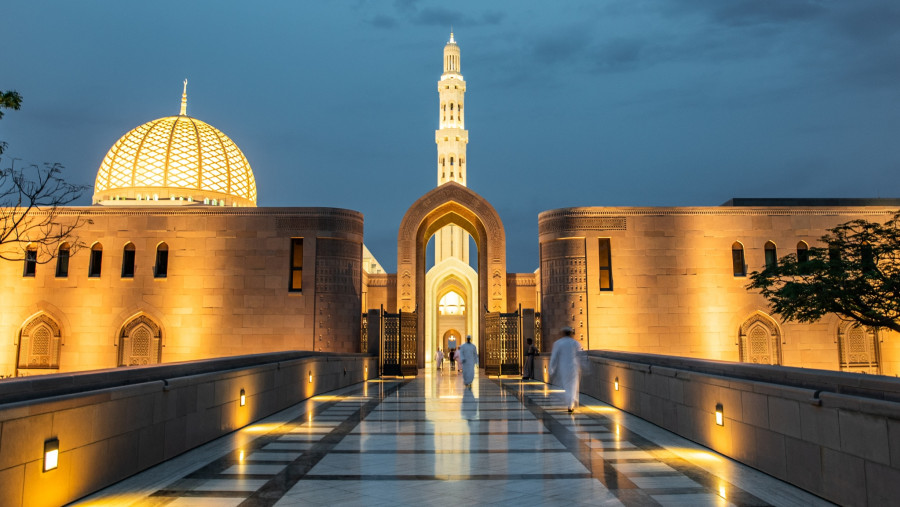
top-left (484, 309), bottom-right (521, 376)
top-left (380, 308), bottom-right (418, 376)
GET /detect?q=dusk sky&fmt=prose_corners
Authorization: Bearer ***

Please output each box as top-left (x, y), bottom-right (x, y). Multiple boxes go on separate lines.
top-left (4, 1), bottom-right (899, 272)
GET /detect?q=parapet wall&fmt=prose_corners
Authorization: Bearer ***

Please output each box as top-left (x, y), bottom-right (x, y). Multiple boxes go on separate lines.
top-left (0, 351), bottom-right (376, 507)
top-left (535, 350), bottom-right (900, 506)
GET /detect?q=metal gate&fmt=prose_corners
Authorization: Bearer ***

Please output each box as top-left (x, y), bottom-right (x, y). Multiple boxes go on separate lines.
top-left (380, 308), bottom-right (418, 376)
top-left (484, 309), bottom-right (522, 376)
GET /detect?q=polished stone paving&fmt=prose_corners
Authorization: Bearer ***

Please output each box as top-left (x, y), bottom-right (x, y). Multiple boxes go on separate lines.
top-left (76, 369), bottom-right (834, 506)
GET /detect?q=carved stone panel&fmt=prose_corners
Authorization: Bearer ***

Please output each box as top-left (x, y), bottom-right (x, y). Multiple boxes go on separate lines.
top-left (315, 238), bottom-right (363, 353)
top-left (540, 238), bottom-right (588, 350)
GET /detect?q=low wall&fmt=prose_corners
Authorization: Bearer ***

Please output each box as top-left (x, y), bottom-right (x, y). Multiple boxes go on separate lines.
top-left (535, 351), bottom-right (900, 506)
top-left (0, 351), bottom-right (376, 507)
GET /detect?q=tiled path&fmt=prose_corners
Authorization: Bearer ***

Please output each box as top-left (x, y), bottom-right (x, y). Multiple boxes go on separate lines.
top-left (77, 369), bottom-right (833, 506)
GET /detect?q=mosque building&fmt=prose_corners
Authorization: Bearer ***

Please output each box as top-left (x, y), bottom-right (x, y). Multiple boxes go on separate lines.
top-left (1, 33), bottom-right (899, 378)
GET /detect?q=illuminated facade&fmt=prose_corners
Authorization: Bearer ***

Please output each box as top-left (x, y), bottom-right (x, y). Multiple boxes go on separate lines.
top-left (2, 35), bottom-right (899, 379)
top-left (0, 86), bottom-right (362, 376)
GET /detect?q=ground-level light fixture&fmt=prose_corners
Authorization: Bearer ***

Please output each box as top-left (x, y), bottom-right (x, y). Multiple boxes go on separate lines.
top-left (43, 438), bottom-right (59, 472)
top-left (240, 388), bottom-right (246, 407)
top-left (309, 371), bottom-right (313, 383)
top-left (715, 403), bottom-right (724, 426)
top-left (614, 377), bottom-right (619, 391)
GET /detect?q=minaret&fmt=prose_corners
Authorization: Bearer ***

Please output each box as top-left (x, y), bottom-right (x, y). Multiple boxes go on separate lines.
top-left (434, 32), bottom-right (469, 263)
top-left (435, 32), bottom-right (468, 187)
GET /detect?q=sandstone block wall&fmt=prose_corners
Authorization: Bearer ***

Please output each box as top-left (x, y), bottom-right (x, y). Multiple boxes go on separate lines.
top-left (535, 350), bottom-right (900, 506)
top-left (0, 351), bottom-right (376, 507)
top-left (0, 207), bottom-right (364, 376)
top-left (538, 206), bottom-right (900, 375)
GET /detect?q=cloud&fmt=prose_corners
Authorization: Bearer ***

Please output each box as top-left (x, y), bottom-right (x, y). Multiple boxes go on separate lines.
top-left (364, 1), bottom-right (504, 28)
top-left (370, 14), bottom-right (398, 29)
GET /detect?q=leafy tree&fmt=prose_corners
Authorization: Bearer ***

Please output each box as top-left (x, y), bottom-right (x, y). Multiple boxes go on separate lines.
top-left (0, 90), bottom-right (89, 262)
top-left (748, 211), bottom-right (900, 333)
top-left (0, 90), bottom-right (23, 155)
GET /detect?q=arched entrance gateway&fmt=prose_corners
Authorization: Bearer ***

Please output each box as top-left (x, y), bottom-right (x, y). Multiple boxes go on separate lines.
top-left (397, 182), bottom-right (507, 368)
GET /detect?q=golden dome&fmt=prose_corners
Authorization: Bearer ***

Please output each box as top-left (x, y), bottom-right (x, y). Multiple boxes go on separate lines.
top-left (93, 83), bottom-right (257, 207)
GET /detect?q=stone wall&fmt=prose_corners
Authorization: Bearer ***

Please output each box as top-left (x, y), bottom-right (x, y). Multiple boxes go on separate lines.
top-left (0, 207), bottom-right (365, 376)
top-left (535, 350), bottom-right (900, 506)
top-left (0, 351), bottom-right (376, 507)
top-left (537, 206), bottom-right (900, 374)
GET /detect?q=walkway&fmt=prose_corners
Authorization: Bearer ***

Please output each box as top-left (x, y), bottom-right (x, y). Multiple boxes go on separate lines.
top-left (77, 369), bottom-right (832, 506)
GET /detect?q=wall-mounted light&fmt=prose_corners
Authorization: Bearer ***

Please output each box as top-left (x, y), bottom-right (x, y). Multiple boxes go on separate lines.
top-left (240, 388), bottom-right (246, 407)
top-left (614, 377), bottom-right (619, 391)
top-left (715, 403), bottom-right (724, 426)
top-left (309, 371), bottom-right (313, 383)
top-left (365, 364), bottom-right (368, 375)
top-left (718, 485), bottom-right (727, 499)
top-left (239, 450), bottom-right (245, 462)
top-left (43, 438), bottom-right (59, 472)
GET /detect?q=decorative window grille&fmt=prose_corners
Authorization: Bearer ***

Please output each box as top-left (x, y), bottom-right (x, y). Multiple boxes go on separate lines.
top-left (739, 313), bottom-right (781, 365)
top-left (18, 314), bottom-right (62, 369)
top-left (118, 315), bottom-right (162, 366)
top-left (838, 322), bottom-right (880, 374)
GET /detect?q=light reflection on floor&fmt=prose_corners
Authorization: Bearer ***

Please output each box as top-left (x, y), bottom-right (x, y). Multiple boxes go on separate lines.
top-left (75, 368), bottom-right (831, 507)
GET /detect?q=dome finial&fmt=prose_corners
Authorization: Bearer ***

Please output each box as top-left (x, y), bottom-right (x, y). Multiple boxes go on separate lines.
top-left (180, 79), bottom-right (188, 116)
top-left (449, 29), bottom-right (455, 44)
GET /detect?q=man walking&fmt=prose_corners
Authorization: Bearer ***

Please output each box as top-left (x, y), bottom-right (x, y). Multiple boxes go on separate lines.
top-left (549, 326), bottom-right (583, 412)
top-left (458, 335), bottom-right (478, 388)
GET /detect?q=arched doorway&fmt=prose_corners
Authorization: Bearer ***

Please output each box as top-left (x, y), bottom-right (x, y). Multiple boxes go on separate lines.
top-left (397, 182), bottom-right (507, 368)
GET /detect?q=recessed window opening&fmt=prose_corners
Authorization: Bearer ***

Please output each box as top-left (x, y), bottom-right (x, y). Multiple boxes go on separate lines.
top-left (122, 243), bottom-right (136, 278)
top-left (732, 242), bottom-right (745, 276)
top-left (764, 241), bottom-right (777, 270)
top-left (89, 243), bottom-right (103, 277)
top-left (23, 245), bottom-right (37, 277)
top-left (289, 238), bottom-right (303, 292)
top-left (56, 243), bottom-right (70, 278)
top-left (155, 243), bottom-right (169, 278)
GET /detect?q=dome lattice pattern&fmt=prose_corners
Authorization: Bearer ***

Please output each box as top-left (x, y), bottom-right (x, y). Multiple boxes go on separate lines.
top-left (93, 115), bottom-right (257, 206)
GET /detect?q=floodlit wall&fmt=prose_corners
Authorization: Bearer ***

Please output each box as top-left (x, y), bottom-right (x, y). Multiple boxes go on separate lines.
top-left (538, 206), bottom-right (900, 375)
top-left (0, 207), bottom-right (364, 376)
top-left (0, 351), bottom-right (376, 507)
top-left (536, 351), bottom-right (900, 506)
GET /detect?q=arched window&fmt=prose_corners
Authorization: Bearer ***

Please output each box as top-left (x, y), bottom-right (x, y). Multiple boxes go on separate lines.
top-left (122, 243), bottom-right (136, 278)
top-left (797, 241), bottom-right (809, 264)
top-left (118, 315), bottom-right (162, 366)
top-left (18, 313), bottom-right (62, 370)
top-left (56, 243), bottom-right (70, 277)
top-left (739, 312), bottom-right (782, 365)
top-left (439, 291), bottom-right (466, 316)
top-left (731, 242), bottom-right (745, 276)
top-left (450, 157), bottom-right (454, 166)
top-left (89, 243), bottom-right (103, 277)
top-left (23, 244), bottom-right (37, 277)
top-left (764, 241), bottom-right (777, 270)
top-left (837, 321), bottom-right (879, 374)
top-left (155, 243), bottom-right (169, 278)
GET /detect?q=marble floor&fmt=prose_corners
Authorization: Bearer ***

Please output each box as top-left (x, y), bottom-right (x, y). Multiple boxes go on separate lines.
top-left (76, 369), bottom-right (834, 506)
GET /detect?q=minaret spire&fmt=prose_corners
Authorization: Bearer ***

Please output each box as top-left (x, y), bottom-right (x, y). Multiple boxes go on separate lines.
top-left (179, 79), bottom-right (188, 116)
top-left (433, 32), bottom-right (470, 264)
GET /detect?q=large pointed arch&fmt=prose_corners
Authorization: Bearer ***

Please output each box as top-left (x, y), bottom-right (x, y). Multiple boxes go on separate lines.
top-left (397, 182), bottom-right (506, 367)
